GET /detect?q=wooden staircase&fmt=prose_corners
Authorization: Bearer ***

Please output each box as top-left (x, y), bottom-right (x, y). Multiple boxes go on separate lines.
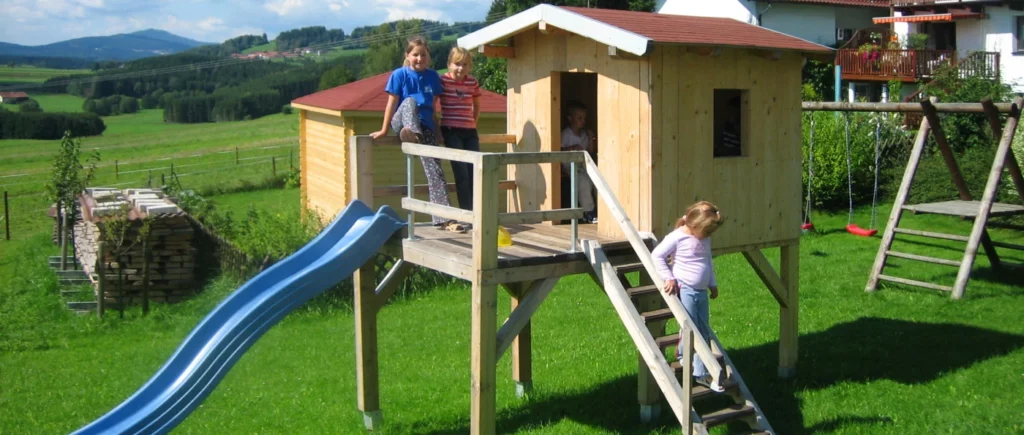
top-left (867, 96), bottom-right (1024, 299)
top-left (580, 154), bottom-right (773, 434)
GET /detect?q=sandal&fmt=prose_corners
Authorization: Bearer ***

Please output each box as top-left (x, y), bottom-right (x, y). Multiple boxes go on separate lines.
top-left (443, 220), bottom-right (467, 233)
top-left (399, 127), bottom-right (422, 144)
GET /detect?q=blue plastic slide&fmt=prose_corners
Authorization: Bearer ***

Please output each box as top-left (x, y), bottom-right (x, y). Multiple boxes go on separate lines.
top-left (73, 201), bottom-right (405, 435)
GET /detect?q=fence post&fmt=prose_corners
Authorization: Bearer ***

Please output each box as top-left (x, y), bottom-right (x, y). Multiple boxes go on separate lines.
top-left (115, 160), bottom-right (119, 181)
top-left (170, 162), bottom-right (175, 175)
top-left (60, 206), bottom-right (69, 270)
top-left (4, 191), bottom-right (9, 241)
top-left (289, 149), bottom-right (294, 169)
top-left (161, 173), bottom-right (166, 186)
top-left (235, 147), bottom-right (239, 165)
top-left (96, 241), bottom-right (106, 318)
top-left (148, 170), bottom-right (152, 187)
top-left (142, 237), bottom-right (150, 316)
top-left (272, 157), bottom-right (277, 177)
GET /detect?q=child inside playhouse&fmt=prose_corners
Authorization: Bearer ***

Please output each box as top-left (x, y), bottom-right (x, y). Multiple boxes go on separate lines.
top-left (560, 101), bottom-right (598, 223)
top-left (651, 201), bottom-right (725, 393)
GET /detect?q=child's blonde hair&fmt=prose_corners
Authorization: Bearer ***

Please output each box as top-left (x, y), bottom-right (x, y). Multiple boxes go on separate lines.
top-left (402, 36), bottom-right (430, 67)
top-left (447, 47), bottom-right (473, 66)
top-left (675, 201), bottom-right (723, 236)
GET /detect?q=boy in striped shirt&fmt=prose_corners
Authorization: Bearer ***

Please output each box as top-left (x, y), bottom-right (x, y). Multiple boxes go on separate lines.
top-left (440, 47), bottom-right (482, 212)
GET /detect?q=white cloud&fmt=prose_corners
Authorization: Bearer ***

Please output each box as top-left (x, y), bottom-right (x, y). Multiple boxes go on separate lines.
top-left (264, 0), bottom-right (304, 16)
top-left (383, 7), bottom-right (442, 22)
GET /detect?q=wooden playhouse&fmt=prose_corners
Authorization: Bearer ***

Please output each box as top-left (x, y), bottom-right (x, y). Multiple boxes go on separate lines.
top-left (335, 5), bottom-right (834, 434)
top-left (291, 73), bottom-right (508, 220)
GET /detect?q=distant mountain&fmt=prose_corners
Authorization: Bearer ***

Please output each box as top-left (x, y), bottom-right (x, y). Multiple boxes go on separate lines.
top-left (0, 30), bottom-right (214, 61)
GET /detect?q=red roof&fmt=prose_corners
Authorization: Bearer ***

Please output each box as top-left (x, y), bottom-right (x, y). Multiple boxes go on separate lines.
top-left (562, 7), bottom-right (833, 53)
top-left (771, 0), bottom-right (890, 6)
top-left (292, 72), bottom-right (507, 114)
top-left (0, 91), bottom-right (29, 99)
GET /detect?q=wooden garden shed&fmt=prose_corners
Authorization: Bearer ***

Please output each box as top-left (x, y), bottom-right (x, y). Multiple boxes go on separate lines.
top-left (291, 73), bottom-right (508, 220)
top-left (461, 5), bottom-right (833, 253)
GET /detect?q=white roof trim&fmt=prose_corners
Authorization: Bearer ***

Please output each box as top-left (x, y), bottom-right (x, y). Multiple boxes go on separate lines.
top-left (458, 4), bottom-right (651, 56)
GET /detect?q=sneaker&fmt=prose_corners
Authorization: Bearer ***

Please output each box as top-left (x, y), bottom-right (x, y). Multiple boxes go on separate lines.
top-left (695, 375), bottom-right (725, 393)
top-left (583, 211), bottom-right (598, 224)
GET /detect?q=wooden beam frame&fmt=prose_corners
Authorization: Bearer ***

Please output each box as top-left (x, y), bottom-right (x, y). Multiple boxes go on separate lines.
top-left (741, 250), bottom-right (789, 308)
top-left (470, 155), bottom-right (500, 434)
top-left (374, 259), bottom-right (413, 308)
top-left (981, 98), bottom-right (1024, 202)
top-left (778, 244), bottom-right (799, 379)
top-left (608, 45), bottom-right (643, 60)
top-left (496, 277), bottom-right (558, 359)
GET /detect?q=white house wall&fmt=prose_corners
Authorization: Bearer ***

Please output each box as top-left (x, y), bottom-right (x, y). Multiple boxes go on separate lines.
top-left (761, 3), bottom-right (835, 46)
top-left (655, 0), bottom-right (759, 24)
top-left (955, 5), bottom-right (1024, 92)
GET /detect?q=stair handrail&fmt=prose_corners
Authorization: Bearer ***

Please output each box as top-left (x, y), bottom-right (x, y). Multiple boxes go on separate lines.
top-left (582, 153), bottom-right (724, 383)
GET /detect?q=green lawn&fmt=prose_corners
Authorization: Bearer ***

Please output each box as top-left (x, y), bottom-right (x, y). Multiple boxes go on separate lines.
top-left (29, 93), bottom-right (85, 112)
top-left (243, 41), bottom-right (277, 54)
top-left (1, 199), bottom-right (1022, 434)
top-left (210, 186), bottom-right (300, 217)
top-left (0, 66), bottom-right (91, 84)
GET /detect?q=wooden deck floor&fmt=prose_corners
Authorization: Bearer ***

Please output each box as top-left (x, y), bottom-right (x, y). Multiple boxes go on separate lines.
top-left (383, 223), bottom-right (629, 285)
top-left (904, 200), bottom-right (1024, 218)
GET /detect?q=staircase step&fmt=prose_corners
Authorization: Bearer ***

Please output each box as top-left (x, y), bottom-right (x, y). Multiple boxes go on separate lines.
top-left (61, 289), bottom-right (93, 297)
top-left (626, 284), bottom-right (659, 298)
top-left (877, 274), bottom-right (953, 292)
top-left (692, 379), bottom-right (740, 401)
top-left (670, 355), bottom-right (726, 375)
top-left (885, 250), bottom-right (960, 267)
top-left (892, 227), bottom-right (968, 242)
top-left (66, 301), bottom-right (97, 311)
top-left (56, 269), bottom-right (87, 277)
top-left (614, 262), bottom-right (644, 274)
top-left (701, 404), bottom-right (756, 428)
top-left (640, 308), bottom-right (673, 323)
top-left (655, 334), bottom-right (678, 349)
top-left (59, 279), bottom-right (92, 286)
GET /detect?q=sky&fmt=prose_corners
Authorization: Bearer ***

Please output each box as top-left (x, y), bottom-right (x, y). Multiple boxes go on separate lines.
top-left (0, 0), bottom-right (493, 46)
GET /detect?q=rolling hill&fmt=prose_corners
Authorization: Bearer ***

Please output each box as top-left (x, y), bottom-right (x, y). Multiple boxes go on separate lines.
top-left (0, 29), bottom-right (213, 61)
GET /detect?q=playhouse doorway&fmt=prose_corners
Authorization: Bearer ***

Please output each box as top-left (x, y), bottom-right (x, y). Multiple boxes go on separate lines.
top-left (556, 72), bottom-right (598, 213)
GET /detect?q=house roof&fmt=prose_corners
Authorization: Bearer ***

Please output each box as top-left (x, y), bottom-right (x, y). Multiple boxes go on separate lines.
top-left (291, 72), bottom-right (507, 114)
top-left (458, 4), bottom-right (834, 57)
top-left (770, 0), bottom-right (890, 6)
top-left (0, 91), bottom-right (29, 99)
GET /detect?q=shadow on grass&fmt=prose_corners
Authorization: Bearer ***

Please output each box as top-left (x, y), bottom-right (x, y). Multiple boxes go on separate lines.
top-left (400, 317), bottom-right (1024, 435)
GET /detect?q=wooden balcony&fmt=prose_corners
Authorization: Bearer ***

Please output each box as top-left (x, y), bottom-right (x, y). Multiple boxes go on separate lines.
top-left (837, 49), bottom-right (999, 82)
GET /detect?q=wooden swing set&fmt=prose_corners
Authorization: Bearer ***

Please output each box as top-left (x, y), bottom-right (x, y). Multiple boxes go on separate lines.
top-left (802, 97), bottom-right (1024, 299)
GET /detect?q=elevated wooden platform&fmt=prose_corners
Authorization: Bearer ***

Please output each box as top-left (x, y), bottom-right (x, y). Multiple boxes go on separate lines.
top-left (383, 223), bottom-right (627, 285)
top-left (903, 200), bottom-right (1024, 218)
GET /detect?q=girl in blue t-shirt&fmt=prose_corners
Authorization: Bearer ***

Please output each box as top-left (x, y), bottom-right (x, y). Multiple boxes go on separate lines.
top-left (371, 36), bottom-right (464, 232)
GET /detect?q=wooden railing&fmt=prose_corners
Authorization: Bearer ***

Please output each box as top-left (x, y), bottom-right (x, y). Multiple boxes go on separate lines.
top-left (837, 49), bottom-right (955, 81)
top-left (957, 51), bottom-right (1000, 81)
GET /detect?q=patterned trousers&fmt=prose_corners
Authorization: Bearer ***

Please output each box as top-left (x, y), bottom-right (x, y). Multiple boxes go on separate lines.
top-left (391, 97), bottom-right (452, 224)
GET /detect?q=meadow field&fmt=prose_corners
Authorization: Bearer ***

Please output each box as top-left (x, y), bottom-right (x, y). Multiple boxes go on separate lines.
top-left (0, 66), bottom-right (91, 85)
top-left (1, 86), bottom-right (1022, 433)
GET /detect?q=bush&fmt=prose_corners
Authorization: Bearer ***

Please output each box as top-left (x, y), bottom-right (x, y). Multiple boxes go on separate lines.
top-left (281, 104), bottom-right (293, 115)
top-left (18, 100), bottom-right (42, 113)
top-left (119, 96), bottom-right (139, 114)
top-left (889, 142), bottom-right (1024, 206)
top-left (0, 111), bottom-right (106, 139)
top-left (802, 111), bottom-right (911, 210)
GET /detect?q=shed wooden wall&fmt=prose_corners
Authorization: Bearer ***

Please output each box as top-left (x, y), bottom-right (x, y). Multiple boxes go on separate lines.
top-left (650, 46), bottom-right (804, 251)
top-left (506, 30), bottom-right (651, 238)
top-left (300, 111), bottom-right (507, 222)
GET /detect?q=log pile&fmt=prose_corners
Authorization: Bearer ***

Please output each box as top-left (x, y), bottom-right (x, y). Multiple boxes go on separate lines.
top-left (73, 188), bottom-right (197, 305)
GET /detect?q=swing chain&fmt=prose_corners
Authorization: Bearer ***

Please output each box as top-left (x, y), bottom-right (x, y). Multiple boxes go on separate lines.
top-left (871, 117), bottom-right (882, 230)
top-left (845, 112), bottom-right (854, 225)
top-left (804, 114), bottom-right (815, 226)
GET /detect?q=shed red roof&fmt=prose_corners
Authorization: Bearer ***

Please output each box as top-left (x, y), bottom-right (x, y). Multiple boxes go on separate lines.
top-left (291, 72), bottom-right (507, 114)
top-left (0, 91), bottom-right (29, 99)
top-left (562, 7), bottom-right (833, 53)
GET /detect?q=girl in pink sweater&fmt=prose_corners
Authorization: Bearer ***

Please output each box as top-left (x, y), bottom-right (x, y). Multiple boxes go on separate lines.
top-left (651, 201), bottom-right (725, 392)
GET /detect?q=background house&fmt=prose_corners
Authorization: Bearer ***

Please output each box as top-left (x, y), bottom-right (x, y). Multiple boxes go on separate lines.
top-left (0, 91), bottom-right (29, 104)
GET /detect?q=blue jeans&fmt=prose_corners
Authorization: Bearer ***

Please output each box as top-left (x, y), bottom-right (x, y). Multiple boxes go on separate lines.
top-left (441, 127), bottom-right (479, 211)
top-left (676, 286), bottom-right (711, 378)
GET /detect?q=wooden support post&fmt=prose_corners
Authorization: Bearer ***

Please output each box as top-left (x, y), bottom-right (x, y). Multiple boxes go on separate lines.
top-left (637, 274), bottom-right (663, 423)
top-left (3, 191), bottom-right (9, 241)
top-left (350, 136), bottom-right (374, 207)
top-left (510, 286), bottom-right (532, 397)
top-left (96, 241), bottom-right (106, 318)
top-left (778, 244), bottom-right (799, 379)
top-left (142, 237), bottom-right (150, 316)
top-left (981, 98), bottom-right (1024, 202)
top-left (742, 250), bottom-right (789, 308)
top-left (471, 154), bottom-right (498, 435)
top-left (921, 98), bottom-right (973, 199)
top-left (272, 156), bottom-right (277, 177)
top-left (354, 261), bottom-right (381, 430)
top-left (680, 324), bottom-right (694, 433)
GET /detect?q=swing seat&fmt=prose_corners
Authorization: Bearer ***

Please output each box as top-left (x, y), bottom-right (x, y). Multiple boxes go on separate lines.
top-left (801, 222), bottom-right (815, 231)
top-left (846, 224), bottom-right (877, 237)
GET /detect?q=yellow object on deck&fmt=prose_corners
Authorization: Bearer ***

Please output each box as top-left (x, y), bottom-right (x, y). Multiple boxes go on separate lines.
top-left (497, 226), bottom-right (513, 247)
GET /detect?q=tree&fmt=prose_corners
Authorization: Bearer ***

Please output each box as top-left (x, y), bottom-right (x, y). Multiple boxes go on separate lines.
top-left (46, 131), bottom-right (100, 264)
top-left (119, 96), bottom-right (139, 114)
top-left (319, 64), bottom-right (353, 90)
top-left (362, 22), bottom-right (407, 77)
top-left (18, 100), bottom-right (42, 113)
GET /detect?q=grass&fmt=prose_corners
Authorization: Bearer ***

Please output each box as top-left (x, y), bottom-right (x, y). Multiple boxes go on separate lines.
top-left (243, 41), bottom-right (277, 54)
top-left (0, 66), bottom-right (91, 85)
top-left (28, 93), bottom-right (85, 112)
top-left (1, 200), bottom-right (1022, 434)
top-left (209, 186), bottom-right (300, 217)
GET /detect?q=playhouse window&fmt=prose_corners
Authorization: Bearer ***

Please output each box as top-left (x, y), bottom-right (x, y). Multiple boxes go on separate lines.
top-left (714, 89), bottom-right (746, 158)
top-left (1017, 17), bottom-right (1024, 52)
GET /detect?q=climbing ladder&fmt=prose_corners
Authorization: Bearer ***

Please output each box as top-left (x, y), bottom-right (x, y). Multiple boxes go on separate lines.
top-left (866, 96), bottom-right (1024, 299)
top-left (581, 155), bottom-right (773, 434)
